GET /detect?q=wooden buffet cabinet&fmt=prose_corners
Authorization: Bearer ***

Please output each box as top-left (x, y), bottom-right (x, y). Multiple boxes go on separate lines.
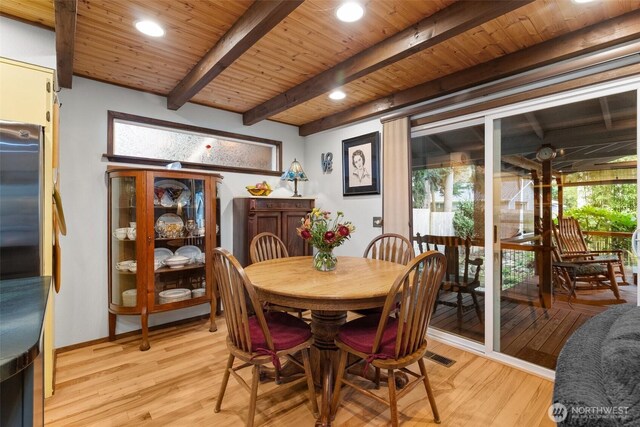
top-left (107, 167), bottom-right (222, 350)
top-left (233, 197), bottom-right (315, 266)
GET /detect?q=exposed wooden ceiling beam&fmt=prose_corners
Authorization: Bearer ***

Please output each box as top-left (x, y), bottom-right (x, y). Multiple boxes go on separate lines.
top-left (54, 0), bottom-right (77, 89)
top-left (525, 112), bottom-right (544, 140)
top-left (425, 135), bottom-right (452, 154)
top-left (300, 10), bottom-right (640, 136)
top-left (599, 97), bottom-right (613, 130)
top-left (502, 155), bottom-right (542, 174)
top-left (243, 0), bottom-right (533, 126)
top-left (167, 0), bottom-right (303, 111)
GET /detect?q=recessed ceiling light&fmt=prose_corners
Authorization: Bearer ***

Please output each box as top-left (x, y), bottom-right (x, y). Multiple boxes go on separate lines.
top-left (329, 90), bottom-right (346, 100)
top-left (336, 2), bottom-right (364, 22)
top-left (135, 20), bottom-right (165, 37)
top-left (572, 0), bottom-right (596, 3)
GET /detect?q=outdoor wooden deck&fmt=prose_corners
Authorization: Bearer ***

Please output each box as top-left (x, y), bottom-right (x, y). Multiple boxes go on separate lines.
top-left (430, 278), bottom-right (637, 369)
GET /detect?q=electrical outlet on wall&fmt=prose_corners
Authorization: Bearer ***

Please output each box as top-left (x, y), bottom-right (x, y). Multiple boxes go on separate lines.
top-left (373, 217), bottom-right (383, 228)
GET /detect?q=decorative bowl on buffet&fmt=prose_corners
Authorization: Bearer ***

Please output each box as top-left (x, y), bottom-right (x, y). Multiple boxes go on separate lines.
top-left (246, 181), bottom-right (272, 197)
top-left (164, 255), bottom-right (190, 269)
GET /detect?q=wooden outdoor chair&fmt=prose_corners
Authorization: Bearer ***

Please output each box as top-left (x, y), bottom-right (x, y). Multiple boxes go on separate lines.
top-left (550, 246), bottom-right (617, 302)
top-left (415, 233), bottom-right (483, 324)
top-left (554, 217), bottom-right (628, 287)
top-left (249, 232), bottom-right (306, 319)
top-left (212, 248), bottom-right (318, 427)
top-left (330, 250), bottom-right (446, 426)
top-left (551, 226), bottom-right (624, 302)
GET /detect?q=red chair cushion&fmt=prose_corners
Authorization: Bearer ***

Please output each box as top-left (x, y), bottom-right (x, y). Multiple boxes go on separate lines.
top-left (248, 311), bottom-right (311, 351)
top-left (337, 314), bottom-right (398, 357)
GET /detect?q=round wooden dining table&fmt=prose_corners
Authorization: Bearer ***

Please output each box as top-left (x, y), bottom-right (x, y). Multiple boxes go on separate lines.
top-left (244, 255), bottom-right (406, 427)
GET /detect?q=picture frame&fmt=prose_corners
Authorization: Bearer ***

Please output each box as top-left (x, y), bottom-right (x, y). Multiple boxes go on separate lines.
top-left (342, 131), bottom-right (380, 196)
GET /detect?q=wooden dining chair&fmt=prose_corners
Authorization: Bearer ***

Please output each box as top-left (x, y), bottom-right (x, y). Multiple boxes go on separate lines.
top-left (212, 248), bottom-right (318, 427)
top-left (363, 233), bottom-right (415, 266)
top-left (249, 232), bottom-right (289, 264)
top-left (249, 232), bottom-right (307, 319)
top-left (353, 233), bottom-right (415, 318)
top-left (330, 250), bottom-right (446, 426)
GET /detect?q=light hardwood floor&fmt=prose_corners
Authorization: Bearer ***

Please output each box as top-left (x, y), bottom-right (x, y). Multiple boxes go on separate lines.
top-left (45, 318), bottom-right (556, 426)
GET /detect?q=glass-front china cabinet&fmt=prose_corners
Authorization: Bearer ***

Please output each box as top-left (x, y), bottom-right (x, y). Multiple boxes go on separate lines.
top-left (107, 167), bottom-right (222, 350)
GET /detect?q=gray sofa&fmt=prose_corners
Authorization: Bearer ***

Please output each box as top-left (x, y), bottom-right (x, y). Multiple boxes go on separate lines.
top-left (553, 304), bottom-right (640, 426)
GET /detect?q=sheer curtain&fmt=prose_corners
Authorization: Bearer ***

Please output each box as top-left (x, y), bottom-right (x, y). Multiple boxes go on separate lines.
top-left (382, 117), bottom-right (411, 238)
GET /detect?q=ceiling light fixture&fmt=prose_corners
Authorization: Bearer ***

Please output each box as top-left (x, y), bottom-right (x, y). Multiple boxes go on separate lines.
top-left (572, 0), bottom-right (596, 3)
top-left (336, 2), bottom-right (364, 22)
top-left (329, 90), bottom-right (346, 100)
top-left (135, 20), bottom-right (165, 37)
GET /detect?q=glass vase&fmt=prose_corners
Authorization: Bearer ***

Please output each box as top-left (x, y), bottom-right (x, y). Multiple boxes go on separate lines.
top-left (313, 248), bottom-right (337, 272)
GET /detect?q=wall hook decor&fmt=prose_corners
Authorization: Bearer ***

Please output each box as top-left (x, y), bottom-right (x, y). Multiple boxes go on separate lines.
top-left (321, 152), bottom-right (333, 173)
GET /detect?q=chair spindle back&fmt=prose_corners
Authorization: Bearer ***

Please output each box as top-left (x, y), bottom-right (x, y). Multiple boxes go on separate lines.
top-left (555, 217), bottom-right (589, 254)
top-left (212, 248), bottom-right (273, 353)
top-left (250, 232), bottom-right (289, 264)
top-left (363, 233), bottom-right (414, 265)
top-left (373, 251), bottom-right (446, 359)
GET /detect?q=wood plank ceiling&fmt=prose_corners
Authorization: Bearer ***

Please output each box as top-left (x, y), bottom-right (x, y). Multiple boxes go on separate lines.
top-left (1, 0), bottom-right (639, 135)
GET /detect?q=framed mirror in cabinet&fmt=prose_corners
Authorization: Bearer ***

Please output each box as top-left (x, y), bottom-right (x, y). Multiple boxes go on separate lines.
top-left (107, 167), bottom-right (222, 350)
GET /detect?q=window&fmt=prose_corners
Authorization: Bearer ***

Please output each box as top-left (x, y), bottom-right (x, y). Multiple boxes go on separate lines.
top-left (106, 111), bottom-right (282, 175)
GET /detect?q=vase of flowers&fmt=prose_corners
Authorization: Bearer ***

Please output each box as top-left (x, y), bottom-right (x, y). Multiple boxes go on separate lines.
top-left (297, 209), bottom-right (355, 271)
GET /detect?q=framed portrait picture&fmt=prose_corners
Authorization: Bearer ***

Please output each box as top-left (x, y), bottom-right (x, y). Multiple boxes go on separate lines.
top-left (342, 131), bottom-right (380, 196)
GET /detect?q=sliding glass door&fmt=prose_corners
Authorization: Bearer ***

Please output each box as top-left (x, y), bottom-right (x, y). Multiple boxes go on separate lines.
top-left (411, 120), bottom-right (485, 344)
top-left (411, 79), bottom-right (639, 375)
top-left (492, 89), bottom-right (637, 369)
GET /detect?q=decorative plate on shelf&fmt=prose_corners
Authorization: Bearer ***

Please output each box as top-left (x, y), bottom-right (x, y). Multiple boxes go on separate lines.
top-left (175, 245), bottom-right (202, 263)
top-left (154, 179), bottom-right (191, 207)
top-left (158, 288), bottom-right (191, 304)
top-left (154, 247), bottom-right (173, 264)
top-left (156, 213), bottom-right (184, 238)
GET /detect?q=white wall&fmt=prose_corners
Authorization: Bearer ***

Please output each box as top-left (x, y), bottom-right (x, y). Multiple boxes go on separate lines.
top-left (56, 77), bottom-right (310, 347)
top-left (0, 16), bottom-right (56, 69)
top-left (304, 121), bottom-right (383, 256)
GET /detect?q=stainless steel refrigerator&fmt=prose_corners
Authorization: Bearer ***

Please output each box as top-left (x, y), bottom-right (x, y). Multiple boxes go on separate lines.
top-left (0, 120), bottom-right (43, 279)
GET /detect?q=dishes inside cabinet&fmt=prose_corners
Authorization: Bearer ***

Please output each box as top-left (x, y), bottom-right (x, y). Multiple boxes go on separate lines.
top-left (122, 289), bottom-right (137, 307)
top-left (154, 180), bottom-right (191, 207)
top-left (154, 247), bottom-right (173, 265)
top-left (175, 245), bottom-right (202, 263)
top-left (159, 288), bottom-right (191, 304)
top-left (164, 255), bottom-right (189, 269)
top-left (156, 213), bottom-right (184, 238)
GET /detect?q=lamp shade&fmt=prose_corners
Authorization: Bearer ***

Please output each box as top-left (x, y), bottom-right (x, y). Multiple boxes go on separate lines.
top-left (281, 158), bottom-right (308, 182)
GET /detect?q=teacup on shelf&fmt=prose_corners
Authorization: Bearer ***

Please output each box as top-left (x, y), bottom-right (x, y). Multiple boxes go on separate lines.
top-left (128, 261), bottom-right (137, 273)
top-left (113, 228), bottom-right (128, 240)
top-left (127, 227), bottom-right (136, 240)
top-left (116, 260), bottom-right (134, 270)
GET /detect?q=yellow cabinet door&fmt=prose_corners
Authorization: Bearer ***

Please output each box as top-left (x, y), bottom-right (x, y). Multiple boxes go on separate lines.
top-left (0, 59), bottom-right (50, 126)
